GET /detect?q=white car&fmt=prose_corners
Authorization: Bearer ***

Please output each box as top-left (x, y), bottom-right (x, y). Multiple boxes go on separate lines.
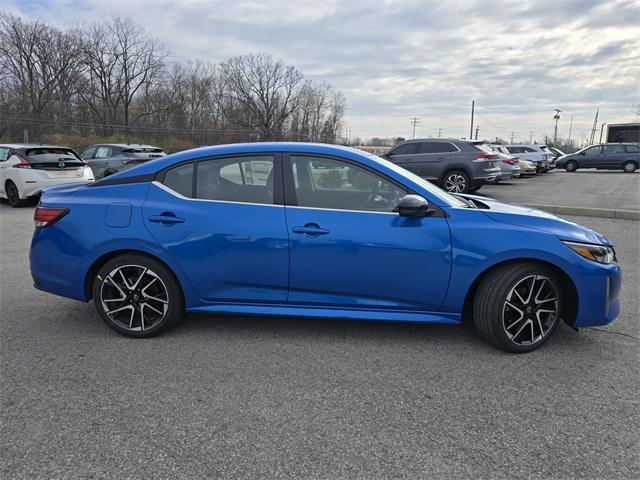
top-left (0, 144), bottom-right (94, 207)
top-left (504, 145), bottom-right (551, 173)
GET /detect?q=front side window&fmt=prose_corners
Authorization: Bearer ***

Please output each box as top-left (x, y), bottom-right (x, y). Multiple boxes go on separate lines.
top-left (390, 143), bottom-right (418, 155)
top-left (582, 146), bottom-right (601, 156)
top-left (95, 146), bottom-right (112, 159)
top-left (163, 163), bottom-right (194, 197)
top-left (197, 156), bottom-right (275, 204)
top-left (291, 155), bottom-right (406, 212)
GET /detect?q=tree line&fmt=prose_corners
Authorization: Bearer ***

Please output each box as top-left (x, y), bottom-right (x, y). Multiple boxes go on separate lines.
top-left (0, 13), bottom-right (346, 147)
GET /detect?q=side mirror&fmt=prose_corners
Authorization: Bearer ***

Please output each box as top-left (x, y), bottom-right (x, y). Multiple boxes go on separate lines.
top-left (397, 194), bottom-right (432, 217)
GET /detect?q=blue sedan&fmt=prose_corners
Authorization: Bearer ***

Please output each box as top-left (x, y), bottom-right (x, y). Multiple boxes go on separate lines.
top-left (30, 143), bottom-right (621, 352)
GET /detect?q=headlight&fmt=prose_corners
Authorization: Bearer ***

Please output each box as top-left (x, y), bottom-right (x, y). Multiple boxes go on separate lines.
top-left (563, 241), bottom-right (616, 264)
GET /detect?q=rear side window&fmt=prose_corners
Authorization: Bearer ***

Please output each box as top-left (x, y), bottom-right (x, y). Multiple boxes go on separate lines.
top-left (391, 143), bottom-right (418, 155)
top-left (418, 142), bottom-right (454, 154)
top-left (506, 147), bottom-right (520, 153)
top-left (163, 163), bottom-right (194, 197)
top-left (625, 145), bottom-right (640, 153)
top-left (81, 146), bottom-right (97, 159)
top-left (603, 145), bottom-right (626, 154)
top-left (196, 156), bottom-right (275, 204)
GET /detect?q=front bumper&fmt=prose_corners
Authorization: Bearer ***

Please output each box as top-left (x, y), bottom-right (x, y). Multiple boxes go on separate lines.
top-left (571, 260), bottom-right (621, 327)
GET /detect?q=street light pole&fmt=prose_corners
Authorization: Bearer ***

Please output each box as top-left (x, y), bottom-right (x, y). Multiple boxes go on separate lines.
top-left (553, 109), bottom-right (561, 145)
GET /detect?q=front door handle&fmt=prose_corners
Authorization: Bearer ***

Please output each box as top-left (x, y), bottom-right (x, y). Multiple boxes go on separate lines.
top-left (292, 223), bottom-right (329, 237)
top-left (149, 213), bottom-right (185, 225)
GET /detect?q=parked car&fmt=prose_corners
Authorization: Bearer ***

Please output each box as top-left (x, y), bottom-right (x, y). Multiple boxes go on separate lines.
top-left (556, 143), bottom-right (639, 173)
top-left (81, 143), bottom-right (166, 179)
top-left (0, 144), bottom-right (94, 207)
top-left (383, 138), bottom-right (501, 193)
top-left (518, 158), bottom-right (538, 175)
top-left (505, 145), bottom-right (551, 172)
top-left (31, 142), bottom-right (621, 353)
top-left (478, 144), bottom-right (521, 183)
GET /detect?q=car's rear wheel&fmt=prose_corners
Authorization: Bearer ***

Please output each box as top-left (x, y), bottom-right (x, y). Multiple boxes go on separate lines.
top-left (5, 180), bottom-right (25, 207)
top-left (442, 170), bottom-right (470, 193)
top-left (565, 160), bottom-right (578, 172)
top-left (473, 262), bottom-right (563, 353)
top-left (623, 161), bottom-right (637, 173)
top-left (92, 254), bottom-right (184, 337)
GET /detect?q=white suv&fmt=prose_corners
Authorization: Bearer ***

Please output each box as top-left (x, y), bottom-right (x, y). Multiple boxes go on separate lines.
top-left (0, 144), bottom-right (95, 207)
top-left (505, 145), bottom-right (551, 172)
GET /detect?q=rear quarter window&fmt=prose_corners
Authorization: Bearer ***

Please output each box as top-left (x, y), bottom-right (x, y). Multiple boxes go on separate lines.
top-left (626, 145), bottom-right (640, 153)
top-left (163, 163), bottom-right (194, 197)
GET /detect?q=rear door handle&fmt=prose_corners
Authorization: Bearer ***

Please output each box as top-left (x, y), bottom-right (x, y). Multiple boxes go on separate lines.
top-left (292, 223), bottom-right (329, 236)
top-left (149, 213), bottom-right (185, 225)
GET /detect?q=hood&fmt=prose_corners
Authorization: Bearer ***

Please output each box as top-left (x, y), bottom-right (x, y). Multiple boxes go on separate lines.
top-left (456, 194), bottom-right (613, 246)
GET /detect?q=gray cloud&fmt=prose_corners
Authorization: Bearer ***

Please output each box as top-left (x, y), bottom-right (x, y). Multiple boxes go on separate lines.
top-left (4, 0), bottom-right (639, 141)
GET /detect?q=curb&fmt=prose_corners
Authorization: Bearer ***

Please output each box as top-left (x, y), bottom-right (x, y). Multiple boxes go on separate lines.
top-left (524, 204), bottom-right (640, 221)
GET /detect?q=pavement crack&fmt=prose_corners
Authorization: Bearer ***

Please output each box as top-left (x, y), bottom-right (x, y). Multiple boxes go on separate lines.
top-left (589, 327), bottom-right (639, 341)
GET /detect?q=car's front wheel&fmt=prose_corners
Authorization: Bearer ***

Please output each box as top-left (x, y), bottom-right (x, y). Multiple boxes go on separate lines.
top-left (565, 160), bottom-right (578, 172)
top-left (92, 254), bottom-right (184, 337)
top-left (473, 262), bottom-right (563, 353)
top-left (442, 170), bottom-right (470, 193)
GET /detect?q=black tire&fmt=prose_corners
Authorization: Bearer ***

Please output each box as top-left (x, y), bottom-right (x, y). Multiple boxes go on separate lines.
top-left (473, 262), bottom-right (563, 353)
top-left (565, 161), bottom-right (578, 172)
top-left (92, 254), bottom-right (184, 337)
top-left (623, 161), bottom-right (637, 173)
top-left (5, 180), bottom-right (26, 207)
top-left (442, 170), bottom-right (471, 193)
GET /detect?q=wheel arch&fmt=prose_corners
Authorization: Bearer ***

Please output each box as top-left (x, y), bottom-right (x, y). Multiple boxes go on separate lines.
top-left (84, 249), bottom-right (185, 305)
top-left (461, 258), bottom-right (578, 327)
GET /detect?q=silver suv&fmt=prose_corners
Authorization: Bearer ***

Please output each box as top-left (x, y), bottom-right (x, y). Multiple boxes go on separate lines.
top-left (384, 138), bottom-right (501, 193)
top-left (81, 143), bottom-right (166, 179)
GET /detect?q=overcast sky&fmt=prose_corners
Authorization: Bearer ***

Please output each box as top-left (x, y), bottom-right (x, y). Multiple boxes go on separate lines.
top-left (5, 0), bottom-right (640, 142)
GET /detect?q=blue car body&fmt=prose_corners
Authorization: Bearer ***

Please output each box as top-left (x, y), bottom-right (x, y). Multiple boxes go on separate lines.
top-left (30, 143), bottom-right (621, 329)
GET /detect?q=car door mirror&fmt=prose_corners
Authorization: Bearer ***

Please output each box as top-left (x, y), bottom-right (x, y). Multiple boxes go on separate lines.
top-left (397, 194), bottom-right (432, 217)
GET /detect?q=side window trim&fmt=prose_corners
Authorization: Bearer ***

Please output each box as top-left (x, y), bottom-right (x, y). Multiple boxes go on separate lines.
top-left (282, 152), bottom-right (410, 210)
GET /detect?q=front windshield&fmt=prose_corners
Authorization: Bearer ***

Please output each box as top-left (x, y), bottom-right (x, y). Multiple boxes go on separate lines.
top-left (371, 153), bottom-right (467, 207)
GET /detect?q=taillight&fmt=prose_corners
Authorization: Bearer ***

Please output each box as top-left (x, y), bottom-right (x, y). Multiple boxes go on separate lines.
top-left (12, 160), bottom-right (31, 168)
top-left (34, 207), bottom-right (69, 228)
top-left (473, 153), bottom-right (498, 161)
top-left (502, 159), bottom-right (516, 165)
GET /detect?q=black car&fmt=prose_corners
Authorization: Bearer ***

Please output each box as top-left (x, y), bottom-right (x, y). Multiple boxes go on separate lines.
top-left (556, 143), bottom-right (639, 173)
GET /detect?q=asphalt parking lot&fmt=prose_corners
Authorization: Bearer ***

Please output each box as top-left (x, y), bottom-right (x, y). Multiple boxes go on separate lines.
top-left (1, 190), bottom-right (639, 478)
top-left (480, 169), bottom-right (640, 212)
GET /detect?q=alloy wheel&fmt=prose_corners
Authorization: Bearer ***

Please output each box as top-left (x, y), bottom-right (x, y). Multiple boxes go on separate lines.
top-left (501, 275), bottom-right (559, 346)
top-left (444, 173), bottom-right (467, 193)
top-left (623, 162), bottom-right (636, 173)
top-left (100, 265), bottom-right (169, 332)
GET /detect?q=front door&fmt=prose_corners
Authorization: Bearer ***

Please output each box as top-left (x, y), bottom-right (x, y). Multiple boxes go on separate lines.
top-left (580, 145), bottom-right (603, 167)
top-left (284, 154), bottom-right (451, 311)
top-left (143, 154), bottom-right (289, 303)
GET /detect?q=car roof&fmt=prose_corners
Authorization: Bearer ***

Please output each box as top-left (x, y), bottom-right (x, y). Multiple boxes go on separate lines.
top-left (88, 143), bottom-right (162, 149)
top-left (0, 144), bottom-right (74, 150)
top-left (402, 138), bottom-right (469, 143)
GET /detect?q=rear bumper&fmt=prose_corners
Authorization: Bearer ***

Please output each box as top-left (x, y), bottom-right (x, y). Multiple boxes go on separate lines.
top-left (17, 172), bottom-right (94, 198)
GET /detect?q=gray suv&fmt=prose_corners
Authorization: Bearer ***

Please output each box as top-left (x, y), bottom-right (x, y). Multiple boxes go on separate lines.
top-left (384, 138), bottom-right (501, 193)
top-left (81, 143), bottom-right (166, 179)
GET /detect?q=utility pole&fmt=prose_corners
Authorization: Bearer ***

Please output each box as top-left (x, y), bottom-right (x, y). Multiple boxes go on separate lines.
top-left (529, 131), bottom-right (533, 143)
top-left (567, 115), bottom-right (574, 143)
top-left (410, 117), bottom-right (421, 139)
top-left (553, 109), bottom-right (561, 145)
top-left (589, 108), bottom-right (599, 145)
top-left (510, 132), bottom-right (515, 144)
top-left (469, 100), bottom-right (475, 140)
top-left (599, 122), bottom-right (607, 144)
top-left (474, 126), bottom-right (480, 140)
top-left (437, 128), bottom-right (442, 138)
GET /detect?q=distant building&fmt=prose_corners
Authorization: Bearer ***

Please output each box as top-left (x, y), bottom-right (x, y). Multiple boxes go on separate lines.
top-left (606, 123), bottom-right (640, 143)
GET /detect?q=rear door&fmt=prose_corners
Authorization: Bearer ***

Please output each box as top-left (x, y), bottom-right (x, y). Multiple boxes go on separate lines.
top-left (143, 154), bottom-right (289, 303)
top-left (601, 144), bottom-right (627, 167)
top-left (284, 153), bottom-right (451, 311)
